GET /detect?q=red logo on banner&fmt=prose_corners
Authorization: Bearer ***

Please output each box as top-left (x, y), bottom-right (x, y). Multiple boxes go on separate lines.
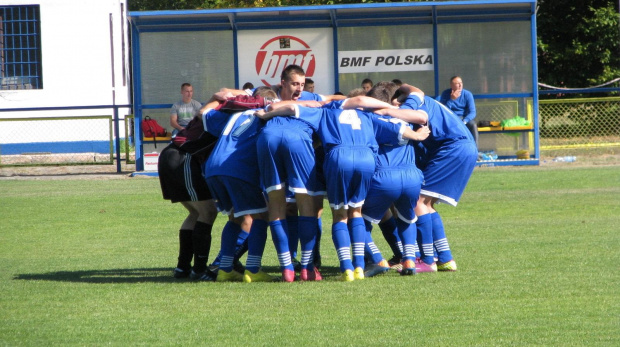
top-left (255, 36), bottom-right (316, 86)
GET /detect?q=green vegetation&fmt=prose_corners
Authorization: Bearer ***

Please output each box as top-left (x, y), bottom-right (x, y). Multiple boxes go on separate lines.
top-left (1, 165), bottom-right (618, 345)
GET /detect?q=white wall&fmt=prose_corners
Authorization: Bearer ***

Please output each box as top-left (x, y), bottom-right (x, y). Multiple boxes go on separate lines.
top-left (0, 0), bottom-right (130, 116)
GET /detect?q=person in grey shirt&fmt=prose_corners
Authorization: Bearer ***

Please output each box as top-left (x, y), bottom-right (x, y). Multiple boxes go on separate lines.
top-left (170, 83), bottom-right (202, 136)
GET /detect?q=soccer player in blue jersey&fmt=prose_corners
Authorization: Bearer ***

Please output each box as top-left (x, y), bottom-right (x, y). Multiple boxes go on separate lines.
top-left (361, 81), bottom-right (433, 276)
top-left (256, 65), bottom-right (326, 282)
top-left (198, 88), bottom-right (277, 283)
top-left (220, 65), bottom-right (343, 278)
top-left (256, 98), bottom-right (429, 281)
top-left (390, 83), bottom-right (478, 272)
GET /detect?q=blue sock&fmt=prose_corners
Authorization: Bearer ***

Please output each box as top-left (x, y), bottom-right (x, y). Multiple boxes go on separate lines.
top-left (349, 217), bottom-right (366, 269)
top-left (298, 216), bottom-right (317, 270)
top-left (396, 219), bottom-right (416, 262)
top-left (235, 229), bottom-right (249, 255)
top-left (245, 219), bottom-right (268, 274)
top-left (286, 214), bottom-right (299, 259)
top-left (269, 220), bottom-right (293, 271)
top-left (364, 220), bottom-right (384, 264)
top-left (416, 214), bottom-right (434, 264)
top-left (332, 221), bottom-right (353, 272)
top-left (219, 221), bottom-right (239, 272)
top-left (379, 217), bottom-right (402, 258)
top-left (431, 212), bottom-right (453, 263)
top-left (212, 222), bottom-right (243, 266)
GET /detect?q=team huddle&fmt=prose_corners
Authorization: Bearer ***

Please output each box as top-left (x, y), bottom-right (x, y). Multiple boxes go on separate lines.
top-left (158, 64), bottom-right (477, 282)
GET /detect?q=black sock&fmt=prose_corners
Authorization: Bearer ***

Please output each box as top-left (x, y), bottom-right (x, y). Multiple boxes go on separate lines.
top-left (233, 237), bottom-right (249, 262)
top-left (192, 221), bottom-right (213, 273)
top-left (177, 229), bottom-right (193, 270)
top-left (379, 218), bottom-right (402, 259)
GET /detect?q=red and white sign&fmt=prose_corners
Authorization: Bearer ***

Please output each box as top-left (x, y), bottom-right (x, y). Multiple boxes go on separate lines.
top-left (143, 152), bottom-right (159, 171)
top-left (237, 29), bottom-right (334, 93)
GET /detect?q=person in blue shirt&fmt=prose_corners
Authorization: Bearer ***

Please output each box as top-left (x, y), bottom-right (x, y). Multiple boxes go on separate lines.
top-left (219, 65), bottom-right (344, 277)
top-left (256, 97), bottom-right (429, 281)
top-left (438, 76), bottom-right (478, 147)
top-left (198, 88), bottom-right (277, 283)
top-left (391, 83), bottom-right (478, 272)
top-left (361, 81), bottom-right (434, 276)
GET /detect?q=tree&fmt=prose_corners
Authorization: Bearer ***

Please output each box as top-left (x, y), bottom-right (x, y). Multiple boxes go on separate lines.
top-left (537, 0), bottom-right (620, 89)
top-left (127, 0), bottom-right (381, 11)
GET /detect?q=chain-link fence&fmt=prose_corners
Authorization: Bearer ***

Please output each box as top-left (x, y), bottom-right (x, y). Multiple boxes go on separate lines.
top-left (538, 96), bottom-right (620, 156)
top-left (0, 114), bottom-right (134, 168)
top-left (2, 97), bottom-right (618, 171)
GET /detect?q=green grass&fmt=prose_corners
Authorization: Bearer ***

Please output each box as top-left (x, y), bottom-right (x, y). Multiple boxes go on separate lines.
top-left (1, 165), bottom-right (619, 346)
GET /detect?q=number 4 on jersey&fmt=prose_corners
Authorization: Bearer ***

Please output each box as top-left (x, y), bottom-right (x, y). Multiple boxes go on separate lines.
top-left (338, 110), bottom-right (362, 130)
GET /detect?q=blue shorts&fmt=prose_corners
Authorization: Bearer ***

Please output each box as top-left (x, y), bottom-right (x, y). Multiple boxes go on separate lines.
top-left (257, 128), bottom-right (316, 195)
top-left (206, 175), bottom-right (268, 217)
top-left (309, 144), bottom-right (326, 195)
top-left (419, 139), bottom-right (477, 206)
top-left (324, 146), bottom-right (375, 210)
top-left (362, 167), bottom-right (423, 223)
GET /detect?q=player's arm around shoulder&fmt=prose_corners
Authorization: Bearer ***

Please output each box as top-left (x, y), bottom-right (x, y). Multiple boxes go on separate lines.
top-left (254, 104), bottom-right (298, 121)
top-left (374, 107), bottom-right (428, 125)
top-left (341, 96), bottom-right (395, 111)
top-left (402, 125), bottom-right (430, 142)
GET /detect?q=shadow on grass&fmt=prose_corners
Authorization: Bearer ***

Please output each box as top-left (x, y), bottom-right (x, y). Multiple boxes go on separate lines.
top-left (14, 268), bottom-right (190, 284)
top-left (13, 266), bottom-right (346, 283)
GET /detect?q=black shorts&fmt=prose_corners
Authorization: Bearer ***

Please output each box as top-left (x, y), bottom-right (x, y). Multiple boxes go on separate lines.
top-left (158, 144), bottom-right (212, 203)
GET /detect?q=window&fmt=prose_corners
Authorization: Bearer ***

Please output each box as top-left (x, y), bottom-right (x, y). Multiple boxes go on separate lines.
top-left (0, 5), bottom-right (42, 90)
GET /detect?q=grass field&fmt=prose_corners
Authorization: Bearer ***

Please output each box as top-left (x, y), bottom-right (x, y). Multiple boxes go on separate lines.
top-left (1, 164), bottom-right (619, 346)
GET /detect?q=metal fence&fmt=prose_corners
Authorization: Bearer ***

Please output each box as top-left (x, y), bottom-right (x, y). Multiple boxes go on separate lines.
top-left (0, 105), bottom-right (132, 172)
top-left (1, 97), bottom-right (619, 171)
top-left (538, 96), bottom-right (620, 151)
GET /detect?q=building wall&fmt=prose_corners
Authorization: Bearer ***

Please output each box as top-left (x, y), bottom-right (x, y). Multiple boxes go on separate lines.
top-left (0, 0), bottom-right (130, 114)
top-left (0, 0), bottom-right (131, 153)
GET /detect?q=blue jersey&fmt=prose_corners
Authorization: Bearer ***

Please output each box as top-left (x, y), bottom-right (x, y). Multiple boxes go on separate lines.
top-left (295, 106), bottom-right (379, 153)
top-left (262, 112), bottom-right (314, 138)
top-left (293, 105), bottom-right (405, 209)
top-left (373, 116), bottom-right (418, 171)
top-left (202, 109), bottom-right (263, 185)
top-left (297, 91), bottom-right (324, 101)
top-left (310, 101), bottom-right (407, 153)
top-left (400, 94), bottom-right (473, 152)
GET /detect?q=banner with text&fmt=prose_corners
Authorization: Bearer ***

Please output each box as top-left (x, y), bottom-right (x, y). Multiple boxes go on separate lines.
top-left (338, 49), bottom-right (434, 73)
top-left (237, 29), bottom-right (335, 93)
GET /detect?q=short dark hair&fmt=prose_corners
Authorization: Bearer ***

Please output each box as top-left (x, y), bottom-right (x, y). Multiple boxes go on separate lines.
top-left (366, 81), bottom-right (398, 103)
top-left (181, 82), bottom-right (192, 89)
top-left (391, 79), bottom-right (403, 86)
top-left (361, 78), bottom-right (373, 86)
top-left (242, 82), bottom-right (254, 89)
top-left (305, 78), bottom-right (314, 85)
top-left (347, 88), bottom-right (365, 98)
top-left (281, 64), bottom-right (305, 82)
